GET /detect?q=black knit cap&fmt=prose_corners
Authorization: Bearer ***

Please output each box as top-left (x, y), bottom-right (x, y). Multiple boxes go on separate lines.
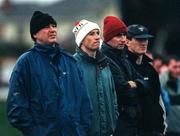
top-left (30, 11), bottom-right (57, 41)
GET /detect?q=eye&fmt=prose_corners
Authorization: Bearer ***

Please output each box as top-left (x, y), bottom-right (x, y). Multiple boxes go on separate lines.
top-left (51, 24), bottom-right (57, 27)
top-left (120, 33), bottom-right (127, 36)
top-left (88, 32), bottom-right (94, 36)
top-left (88, 30), bottom-right (99, 36)
top-left (44, 25), bottom-right (50, 28)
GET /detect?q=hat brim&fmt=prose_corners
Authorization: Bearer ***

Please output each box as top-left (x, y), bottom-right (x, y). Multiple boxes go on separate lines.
top-left (134, 34), bottom-right (154, 39)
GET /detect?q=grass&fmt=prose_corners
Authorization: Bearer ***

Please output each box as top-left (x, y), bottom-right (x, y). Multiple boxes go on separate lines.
top-left (0, 101), bottom-right (22, 136)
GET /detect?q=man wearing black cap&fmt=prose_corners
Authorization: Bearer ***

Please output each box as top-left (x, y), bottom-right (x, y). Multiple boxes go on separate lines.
top-left (7, 11), bottom-right (92, 136)
top-left (126, 24), bottom-right (167, 136)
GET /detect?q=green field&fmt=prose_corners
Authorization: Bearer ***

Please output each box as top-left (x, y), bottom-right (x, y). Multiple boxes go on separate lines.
top-left (0, 101), bottom-right (22, 136)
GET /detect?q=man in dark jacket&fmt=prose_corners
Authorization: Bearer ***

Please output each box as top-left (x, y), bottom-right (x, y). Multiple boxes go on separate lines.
top-left (101, 16), bottom-right (149, 136)
top-left (7, 11), bottom-right (92, 136)
top-left (126, 24), bottom-right (167, 136)
top-left (72, 19), bottom-right (118, 136)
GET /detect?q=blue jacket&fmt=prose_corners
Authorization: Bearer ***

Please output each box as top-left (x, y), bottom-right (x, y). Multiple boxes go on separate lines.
top-left (7, 43), bottom-right (92, 136)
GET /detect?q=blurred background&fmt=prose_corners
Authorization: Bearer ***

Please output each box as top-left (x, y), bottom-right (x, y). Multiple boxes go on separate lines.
top-left (0, 0), bottom-right (179, 135)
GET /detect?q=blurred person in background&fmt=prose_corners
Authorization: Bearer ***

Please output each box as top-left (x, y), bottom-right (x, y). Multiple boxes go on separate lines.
top-left (101, 16), bottom-right (150, 136)
top-left (160, 56), bottom-right (180, 136)
top-left (152, 55), bottom-right (168, 75)
top-left (151, 55), bottom-right (170, 115)
top-left (72, 19), bottom-right (118, 136)
top-left (126, 24), bottom-right (167, 136)
top-left (7, 11), bottom-right (92, 136)
top-left (153, 57), bottom-right (163, 74)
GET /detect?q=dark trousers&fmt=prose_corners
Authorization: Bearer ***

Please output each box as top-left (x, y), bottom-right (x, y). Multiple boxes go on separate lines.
top-left (137, 130), bottom-right (164, 136)
top-left (166, 132), bottom-right (180, 136)
top-left (113, 108), bottom-right (139, 136)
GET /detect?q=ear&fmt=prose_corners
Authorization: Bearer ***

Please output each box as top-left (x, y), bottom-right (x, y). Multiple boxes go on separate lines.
top-left (33, 34), bottom-right (37, 39)
top-left (126, 39), bottom-right (130, 47)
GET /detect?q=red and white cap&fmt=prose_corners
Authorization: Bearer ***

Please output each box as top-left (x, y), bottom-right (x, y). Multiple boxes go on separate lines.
top-left (72, 19), bottom-right (100, 46)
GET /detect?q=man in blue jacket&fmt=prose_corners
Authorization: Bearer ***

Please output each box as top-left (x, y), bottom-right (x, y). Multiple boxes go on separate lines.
top-left (7, 11), bottom-right (92, 136)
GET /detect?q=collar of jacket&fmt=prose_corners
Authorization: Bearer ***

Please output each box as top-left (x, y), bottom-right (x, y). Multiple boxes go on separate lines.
top-left (102, 42), bottom-right (127, 59)
top-left (31, 42), bottom-right (61, 60)
top-left (127, 50), bottom-right (152, 64)
top-left (76, 47), bottom-right (108, 65)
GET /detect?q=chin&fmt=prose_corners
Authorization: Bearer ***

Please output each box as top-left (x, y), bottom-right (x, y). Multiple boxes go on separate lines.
top-left (117, 45), bottom-right (125, 49)
top-left (139, 50), bottom-right (146, 54)
top-left (117, 47), bottom-right (124, 50)
top-left (91, 47), bottom-right (99, 51)
top-left (49, 40), bottom-right (57, 44)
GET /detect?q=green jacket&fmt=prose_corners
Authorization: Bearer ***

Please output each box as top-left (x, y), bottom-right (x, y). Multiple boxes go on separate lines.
top-left (74, 48), bottom-right (118, 136)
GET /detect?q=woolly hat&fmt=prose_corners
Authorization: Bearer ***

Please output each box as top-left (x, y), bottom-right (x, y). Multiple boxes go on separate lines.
top-left (103, 16), bottom-right (127, 42)
top-left (30, 11), bottom-right (57, 41)
top-left (72, 19), bottom-right (100, 46)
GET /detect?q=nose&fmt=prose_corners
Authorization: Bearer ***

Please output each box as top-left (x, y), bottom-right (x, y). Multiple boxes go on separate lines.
top-left (120, 35), bottom-right (126, 43)
top-left (95, 33), bottom-right (100, 40)
top-left (49, 25), bottom-right (56, 31)
top-left (50, 26), bottom-right (55, 30)
top-left (141, 40), bottom-right (148, 46)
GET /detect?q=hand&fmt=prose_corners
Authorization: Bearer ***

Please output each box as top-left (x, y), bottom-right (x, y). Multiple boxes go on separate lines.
top-left (128, 81), bottom-right (137, 88)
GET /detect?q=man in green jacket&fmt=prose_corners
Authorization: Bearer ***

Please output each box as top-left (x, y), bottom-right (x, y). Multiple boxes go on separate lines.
top-left (72, 19), bottom-right (118, 136)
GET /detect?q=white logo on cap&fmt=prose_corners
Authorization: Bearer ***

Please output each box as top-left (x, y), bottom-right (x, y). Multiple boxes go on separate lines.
top-left (139, 27), bottom-right (144, 31)
top-left (73, 20), bottom-right (88, 34)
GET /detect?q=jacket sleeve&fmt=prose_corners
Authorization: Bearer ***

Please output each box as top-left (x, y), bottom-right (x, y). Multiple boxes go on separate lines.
top-left (128, 62), bottom-right (150, 93)
top-left (7, 58), bottom-right (35, 134)
top-left (108, 59), bottom-right (130, 91)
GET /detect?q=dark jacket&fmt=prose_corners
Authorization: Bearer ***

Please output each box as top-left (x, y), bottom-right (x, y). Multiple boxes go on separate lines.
top-left (101, 42), bottom-right (149, 136)
top-left (74, 48), bottom-right (118, 136)
top-left (101, 42), bottom-right (147, 107)
top-left (127, 50), bottom-right (166, 134)
top-left (7, 43), bottom-right (92, 136)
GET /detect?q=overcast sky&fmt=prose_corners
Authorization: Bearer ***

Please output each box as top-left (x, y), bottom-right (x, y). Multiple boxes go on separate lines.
top-left (0, 0), bottom-right (62, 6)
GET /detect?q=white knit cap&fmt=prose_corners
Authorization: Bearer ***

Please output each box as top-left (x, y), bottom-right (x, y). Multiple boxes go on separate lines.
top-left (72, 19), bottom-right (100, 46)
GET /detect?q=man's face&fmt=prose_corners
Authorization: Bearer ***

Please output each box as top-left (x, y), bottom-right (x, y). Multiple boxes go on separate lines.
top-left (168, 59), bottom-right (180, 79)
top-left (107, 33), bottom-right (127, 50)
top-left (81, 29), bottom-right (100, 51)
top-left (34, 24), bottom-right (57, 45)
top-left (127, 38), bottom-right (148, 55)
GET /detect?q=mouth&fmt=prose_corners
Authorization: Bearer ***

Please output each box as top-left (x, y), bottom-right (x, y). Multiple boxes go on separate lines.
top-left (119, 44), bottom-right (124, 46)
top-left (140, 47), bottom-right (146, 50)
top-left (49, 34), bottom-right (57, 38)
top-left (94, 41), bottom-right (100, 45)
top-left (49, 32), bottom-right (57, 37)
